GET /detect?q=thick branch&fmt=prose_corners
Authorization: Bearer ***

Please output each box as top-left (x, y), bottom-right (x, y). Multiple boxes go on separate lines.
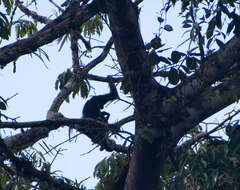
top-left (173, 37), bottom-right (240, 104)
top-left (1, 118), bottom-right (128, 153)
top-left (105, 0), bottom-right (154, 108)
top-left (171, 74), bottom-right (240, 143)
top-left (0, 1), bottom-right (97, 68)
top-left (85, 37), bottom-right (113, 72)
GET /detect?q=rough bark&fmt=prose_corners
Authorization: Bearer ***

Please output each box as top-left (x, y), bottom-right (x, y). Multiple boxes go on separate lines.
top-left (2, 0), bottom-right (240, 189)
top-left (105, 0), bottom-right (169, 189)
top-left (105, 0), bottom-right (240, 189)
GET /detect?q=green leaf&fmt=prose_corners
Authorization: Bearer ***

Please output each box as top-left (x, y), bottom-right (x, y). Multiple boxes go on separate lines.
top-left (168, 68), bottom-right (179, 85)
top-left (164, 24), bottom-right (173, 32)
top-left (216, 11), bottom-right (222, 29)
top-left (3, 0), bottom-right (13, 15)
top-left (0, 12), bottom-right (10, 39)
top-left (186, 57), bottom-right (198, 70)
top-left (157, 17), bottom-right (164, 23)
top-left (150, 36), bottom-right (162, 49)
top-left (171, 51), bottom-right (183, 63)
top-left (81, 14), bottom-right (103, 37)
top-left (227, 20), bottom-right (234, 35)
top-left (148, 51), bottom-right (160, 65)
top-left (183, 23), bottom-right (191, 28)
top-left (182, 19), bottom-right (192, 28)
top-left (80, 80), bottom-right (90, 98)
top-left (159, 56), bottom-right (171, 65)
top-left (0, 101), bottom-right (7, 110)
top-left (206, 17), bottom-right (216, 39)
top-left (216, 39), bottom-right (225, 50)
top-left (204, 8), bottom-right (211, 18)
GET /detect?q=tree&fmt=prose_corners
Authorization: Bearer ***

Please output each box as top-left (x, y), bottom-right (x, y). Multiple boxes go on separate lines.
top-left (1, 0), bottom-right (240, 189)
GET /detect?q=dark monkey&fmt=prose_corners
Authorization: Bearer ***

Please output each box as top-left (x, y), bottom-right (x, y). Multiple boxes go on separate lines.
top-left (82, 78), bottom-right (119, 122)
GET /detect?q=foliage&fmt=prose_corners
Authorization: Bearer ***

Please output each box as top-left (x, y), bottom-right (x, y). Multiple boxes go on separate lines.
top-left (1, 0), bottom-right (240, 189)
top-left (158, 126), bottom-right (240, 190)
top-left (15, 19), bottom-right (37, 38)
top-left (81, 14), bottom-right (104, 37)
top-left (94, 153), bottom-right (128, 190)
top-left (55, 69), bottom-right (90, 101)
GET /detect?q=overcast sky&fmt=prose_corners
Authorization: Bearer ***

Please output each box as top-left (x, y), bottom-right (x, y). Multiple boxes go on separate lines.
top-left (2, 0), bottom-right (236, 188)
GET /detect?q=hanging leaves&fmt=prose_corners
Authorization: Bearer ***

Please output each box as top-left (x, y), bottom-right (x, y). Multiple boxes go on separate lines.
top-left (215, 39), bottom-right (225, 50)
top-left (81, 14), bottom-right (103, 37)
top-left (15, 20), bottom-right (37, 39)
top-left (0, 12), bottom-right (10, 40)
top-left (216, 11), bottom-right (222, 29)
top-left (206, 18), bottom-right (216, 39)
top-left (55, 69), bottom-right (90, 101)
top-left (2, 0), bottom-right (14, 15)
top-left (150, 36), bottom-right (162, 49)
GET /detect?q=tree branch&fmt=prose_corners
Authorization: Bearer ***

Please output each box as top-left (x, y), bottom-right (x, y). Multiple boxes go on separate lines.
top-left (0, 1), bottom-right (97, 68)
top-left (15, 0), bottom-right (50, 24)
top-left (171, 74), bottom-right (240, 143)
top-left (0, 137), bottom-right (85, 190)
top-left (173, 37), bottom-right (240, 105)
top-left (85, 37), bottom-right (113, 72)
top-left (1, 118), bottom-right (128, 153)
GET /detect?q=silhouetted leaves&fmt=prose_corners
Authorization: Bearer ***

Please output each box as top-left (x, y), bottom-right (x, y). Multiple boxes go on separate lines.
top-left (206, 18), bottom-right (216, 39)
top-left (186, 56), bottom-right (198, 70)
top-left (168, 68), bottom-right (179, 85)
top-left (171, 51), bottom-right (184, 64)
top-left (164, 24), bottom-right (173, 32)
top-left (0, 12), bottom-right (10, 40)
top-left (216, 39), bottom-right (225, 50)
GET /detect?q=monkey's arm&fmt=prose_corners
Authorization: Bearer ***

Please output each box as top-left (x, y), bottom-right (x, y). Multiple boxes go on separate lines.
top-left (90, 77), bottom-right (119, 108)
top-left (82, 77), bottom-right (118, 120)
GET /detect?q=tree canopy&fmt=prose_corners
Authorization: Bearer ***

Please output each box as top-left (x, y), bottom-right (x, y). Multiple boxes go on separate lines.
top-left (1, 0), bottom-right (240, 189)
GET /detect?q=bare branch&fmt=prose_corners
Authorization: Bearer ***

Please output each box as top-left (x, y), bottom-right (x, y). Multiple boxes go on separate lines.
top-left (0, 1), bottom-right (97, 68)
top-left (49, 0), bottom-right (64, 12)
top-left (85, 37), bottom-right (113, 72)
top-left (179, 109), bottom-right (240, 148)
top-left (15, 0), bottom-right (50, 24)
top-left (70, 30), bottom-right (81, 73)
top-left (112, 115), bottom-right (135, 127)
top-left (1, 118), bottom-right (128, 153)
top-left (87, 74), bottom-right (122, 82)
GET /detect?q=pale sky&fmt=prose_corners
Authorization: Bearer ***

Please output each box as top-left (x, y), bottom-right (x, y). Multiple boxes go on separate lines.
top-left (2, 0), bottom-right (235, 189)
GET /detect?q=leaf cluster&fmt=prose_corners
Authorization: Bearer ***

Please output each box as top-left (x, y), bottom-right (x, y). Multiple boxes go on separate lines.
top-left (55, 69), bottom-right (90, 102)
top-left (94, 153), bottom-right (128, 190)
top-left (158, 128), bottom-right (240, 190)
top-left (81, 14), bottom-right (104, 37)
top-left (15, 20), bottom-right (37, 39)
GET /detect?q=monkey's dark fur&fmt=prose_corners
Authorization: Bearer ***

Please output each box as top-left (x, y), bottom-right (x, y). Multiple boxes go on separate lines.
top-left (82, 78), bottom-right (118, 122)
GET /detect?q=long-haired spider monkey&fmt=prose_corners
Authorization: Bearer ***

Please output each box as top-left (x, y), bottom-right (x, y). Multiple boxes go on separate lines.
top-left (82, 77), bottom-right (119, 123)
